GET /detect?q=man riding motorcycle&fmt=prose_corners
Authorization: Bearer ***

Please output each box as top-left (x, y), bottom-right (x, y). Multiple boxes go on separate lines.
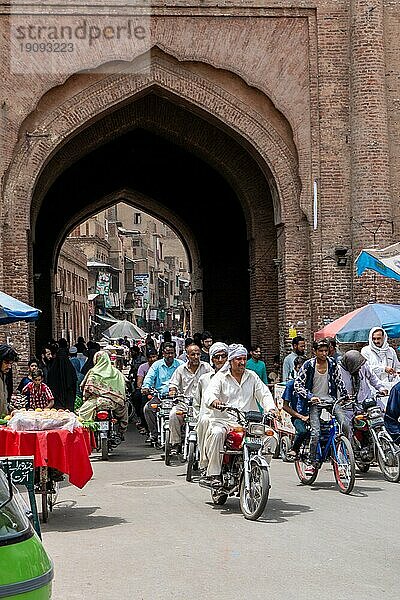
top-left (168, 344), bottom-right (213, 454)
top-left (200, 344), bottom-right (278, 489)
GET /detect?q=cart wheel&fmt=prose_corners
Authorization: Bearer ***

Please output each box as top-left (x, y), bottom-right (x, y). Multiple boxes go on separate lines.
top-left (41, 488), bottom-right (49, 523)
top-left (48, 481), bottom-right (60, 512)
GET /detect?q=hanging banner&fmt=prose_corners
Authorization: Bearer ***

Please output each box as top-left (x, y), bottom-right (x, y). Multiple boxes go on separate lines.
top-left (96, 271), bottom-right (111, 295)
top-left (134, 273), bottom-right (150, 306)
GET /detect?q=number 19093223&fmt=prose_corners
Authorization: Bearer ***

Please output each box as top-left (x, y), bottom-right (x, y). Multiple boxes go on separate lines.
top-left (19, 42), bottom-right (74, 52)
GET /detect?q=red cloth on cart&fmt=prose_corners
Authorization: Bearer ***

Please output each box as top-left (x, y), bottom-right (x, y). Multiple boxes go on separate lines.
top-left (0, 426), bottom-right (94, 488)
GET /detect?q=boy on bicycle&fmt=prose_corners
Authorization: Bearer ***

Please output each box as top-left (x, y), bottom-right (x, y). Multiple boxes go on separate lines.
top-left (282, 355), bottom-right (308, 459)
top-left (294, 338), bottom-right (350, 466)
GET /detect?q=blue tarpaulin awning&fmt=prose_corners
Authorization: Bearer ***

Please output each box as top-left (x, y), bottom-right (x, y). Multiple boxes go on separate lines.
top-left (0, 291), bottom-right (41, 325)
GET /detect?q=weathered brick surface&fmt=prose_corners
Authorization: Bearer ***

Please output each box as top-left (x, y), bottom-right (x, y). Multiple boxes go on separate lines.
top-left (0, 1), bottom-right (399, 368)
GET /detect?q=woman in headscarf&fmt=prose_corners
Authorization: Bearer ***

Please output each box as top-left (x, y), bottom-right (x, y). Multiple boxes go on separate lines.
top-left (78, 351), bottom-right (128, 438)
top-left (47, 340), bottom-right (77, 411)
top-left (81, 342), bottom-right (101, 377)
top-left (339, 350), bottom-right (387, 411)
top-left (361, 327), bottom-right (400, 391)
top-left (0, 345), bottom-right (19, 415)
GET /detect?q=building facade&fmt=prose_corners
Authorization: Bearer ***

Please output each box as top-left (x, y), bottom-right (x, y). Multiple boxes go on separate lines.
top-left (0, 1), bottom-right (399, 361)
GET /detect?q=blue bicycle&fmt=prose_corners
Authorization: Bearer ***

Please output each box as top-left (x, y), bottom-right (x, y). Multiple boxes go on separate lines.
top-left (295, 402), bottom-right (356, 495)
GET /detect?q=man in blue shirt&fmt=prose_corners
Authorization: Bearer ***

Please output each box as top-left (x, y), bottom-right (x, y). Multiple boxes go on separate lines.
top-left (142, 343), bottom-right (182, 443)
top-left (282, 356), bottom-right (308, 459)
top-left (384, 381), bottom-right (400, 444)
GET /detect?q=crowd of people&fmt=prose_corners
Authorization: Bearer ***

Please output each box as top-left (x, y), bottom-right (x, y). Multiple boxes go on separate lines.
top-left (1, 324), bottom-right (400, 486)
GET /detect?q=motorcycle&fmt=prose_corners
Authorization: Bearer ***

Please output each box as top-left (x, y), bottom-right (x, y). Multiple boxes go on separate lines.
top-left (146, 388), bottom-right (175, 452)
top-left (352, 396), bottom-right (400, 482)
top-left (199, 407), bottom-right (276, 521)
top-left (174, 396), bottom-right (199, 481)
top-left (94, 408), bottom-right (122, 460)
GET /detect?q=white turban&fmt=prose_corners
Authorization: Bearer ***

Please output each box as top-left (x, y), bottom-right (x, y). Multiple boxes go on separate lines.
top-left (209, 342), bottom-right (229, 360)
top-left (228, 344), bottom-right (248, 361)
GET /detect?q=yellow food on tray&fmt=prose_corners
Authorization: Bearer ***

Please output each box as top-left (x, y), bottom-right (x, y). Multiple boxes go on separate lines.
top-left (8, 409), bottom-right (80, 432)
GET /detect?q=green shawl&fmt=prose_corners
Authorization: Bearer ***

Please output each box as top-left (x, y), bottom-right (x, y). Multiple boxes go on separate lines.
top-left (82, 351), bottom-right (126, 404)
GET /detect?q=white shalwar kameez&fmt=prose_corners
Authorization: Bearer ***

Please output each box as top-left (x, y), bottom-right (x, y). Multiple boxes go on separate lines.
top-left (204, 368), bottom-right (277, 477)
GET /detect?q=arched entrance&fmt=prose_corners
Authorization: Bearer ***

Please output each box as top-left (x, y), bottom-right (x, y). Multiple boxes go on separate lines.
top-left (1, 49), bottom-right (308, 360)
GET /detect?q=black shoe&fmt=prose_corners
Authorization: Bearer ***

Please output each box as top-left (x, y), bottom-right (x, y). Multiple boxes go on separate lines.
top-left (199, 476), bottom-right (221, 489)
top-left (171, 444), bottom-right (182, 455)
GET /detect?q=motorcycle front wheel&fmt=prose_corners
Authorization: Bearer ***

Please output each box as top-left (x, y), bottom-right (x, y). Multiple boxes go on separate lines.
top-left (186, 440), bottom-right (196, 482)
top-left (331, 436), bottom-right (355, 494)
top-left (239, 462), bottom-right (270, 521)
top-left (164, 429), bottom-right (172, 466)
top-left (101, 437), bottom-right (109, 461)
top-left (377, 435), bottom-right (400, 483)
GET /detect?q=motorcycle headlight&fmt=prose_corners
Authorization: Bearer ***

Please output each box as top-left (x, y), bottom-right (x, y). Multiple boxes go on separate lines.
top-left (248, 423), bottom-right (266, 436)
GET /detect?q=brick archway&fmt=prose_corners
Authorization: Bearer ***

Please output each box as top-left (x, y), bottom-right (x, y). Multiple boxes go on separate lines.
top-left (2, 49), bottom-right (309, 358)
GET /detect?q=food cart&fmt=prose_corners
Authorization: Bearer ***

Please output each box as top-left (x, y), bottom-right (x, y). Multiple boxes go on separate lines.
top-left (273, 383), bottom-right (295, 460)
top-left (0, 409), bottom-right (94, 522)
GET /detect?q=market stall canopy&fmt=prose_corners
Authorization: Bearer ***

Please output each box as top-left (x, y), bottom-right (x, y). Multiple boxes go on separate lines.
top-left (101, 319), bottom-right (146, 341)
top-left (0, 291), bottom-right (41, 324)
top-left (314, 303), bottom-right (400, 343)
top-left (355, 242), bottom-right (400, 282)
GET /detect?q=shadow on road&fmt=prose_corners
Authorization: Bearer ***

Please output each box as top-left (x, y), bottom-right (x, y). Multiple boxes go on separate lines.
top-left (206, 497), bottom-right (312, 523)
top-left (41, 504), bottom-right (128, 532)
top-left (306, 480), bottom-right (384, 496)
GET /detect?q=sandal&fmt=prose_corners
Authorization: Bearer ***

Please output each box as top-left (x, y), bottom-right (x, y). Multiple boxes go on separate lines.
top-left (286, 450), bottom-right (297, 460)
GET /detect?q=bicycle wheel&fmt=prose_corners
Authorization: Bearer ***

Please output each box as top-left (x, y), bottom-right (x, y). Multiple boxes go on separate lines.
top-left (377, 434), bottom-right (400, 483)
top-left (331, 436), bottom-right (355, 494)
top-left (295, 439), bottom-right (318, 485)
top-left (164, 428), bottom-right (172, 466)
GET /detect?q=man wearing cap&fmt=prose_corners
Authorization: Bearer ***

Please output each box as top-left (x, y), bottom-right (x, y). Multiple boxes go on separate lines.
top-left (294, 338), bottom-right (350, 466)
top-left (200, 343), bottom-right (278, 488)
top-left (194, 342), bottom-right (229, 473)
top-left (168, 344), bottom-right (213, 453)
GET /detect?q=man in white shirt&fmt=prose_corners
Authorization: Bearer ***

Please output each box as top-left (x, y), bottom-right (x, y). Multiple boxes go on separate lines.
top-left (194, 342), bottom-right (229, 473)
top-left (201, 344), bottom-right (278, 488)
top-left (168, 344), bottom-right (213, 453)
top-left (361, 327), bottom-right (400, 392)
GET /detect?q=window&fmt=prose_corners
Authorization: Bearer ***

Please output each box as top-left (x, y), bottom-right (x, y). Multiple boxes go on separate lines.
top-left (134, 213), bottom-right (141, 225)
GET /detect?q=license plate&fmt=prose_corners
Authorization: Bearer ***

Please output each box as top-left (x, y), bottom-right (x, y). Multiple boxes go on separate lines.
top-left (369, 417), bottom-right (384, 426)
top-left (245, 436), bottom-right (262, 445)
top-left (97, 422), bottom-right (109, 431)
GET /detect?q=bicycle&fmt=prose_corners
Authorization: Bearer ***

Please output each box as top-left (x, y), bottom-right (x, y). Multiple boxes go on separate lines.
top-left (295, 400), bottom-right (356, 495)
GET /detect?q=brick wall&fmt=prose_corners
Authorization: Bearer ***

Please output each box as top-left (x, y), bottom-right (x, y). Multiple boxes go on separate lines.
top-left (0, 1), bottom-right (399, 368)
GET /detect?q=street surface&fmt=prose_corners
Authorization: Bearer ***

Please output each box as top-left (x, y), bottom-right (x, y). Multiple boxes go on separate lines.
top-left (42, 427), bottom-right (397, 600)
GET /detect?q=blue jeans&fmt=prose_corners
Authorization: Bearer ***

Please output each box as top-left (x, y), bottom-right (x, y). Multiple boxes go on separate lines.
top-left (292, 418), bottom-right (308, 452)
top-left (309, 403), bottom-right (351, 463)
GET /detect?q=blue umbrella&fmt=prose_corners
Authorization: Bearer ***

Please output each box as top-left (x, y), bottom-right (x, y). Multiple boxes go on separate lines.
top-left (315, 303), bottom-right (400, 343)
top-left (0, 291), bottom-right (41, 325)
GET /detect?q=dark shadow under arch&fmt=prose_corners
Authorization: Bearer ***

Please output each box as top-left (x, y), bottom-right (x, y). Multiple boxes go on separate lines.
top-left (33, 91), bottom-right (277, 352)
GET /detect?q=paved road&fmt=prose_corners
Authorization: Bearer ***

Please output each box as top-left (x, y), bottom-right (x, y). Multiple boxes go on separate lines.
top-left (42, 427), bottom-right (397, 600)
